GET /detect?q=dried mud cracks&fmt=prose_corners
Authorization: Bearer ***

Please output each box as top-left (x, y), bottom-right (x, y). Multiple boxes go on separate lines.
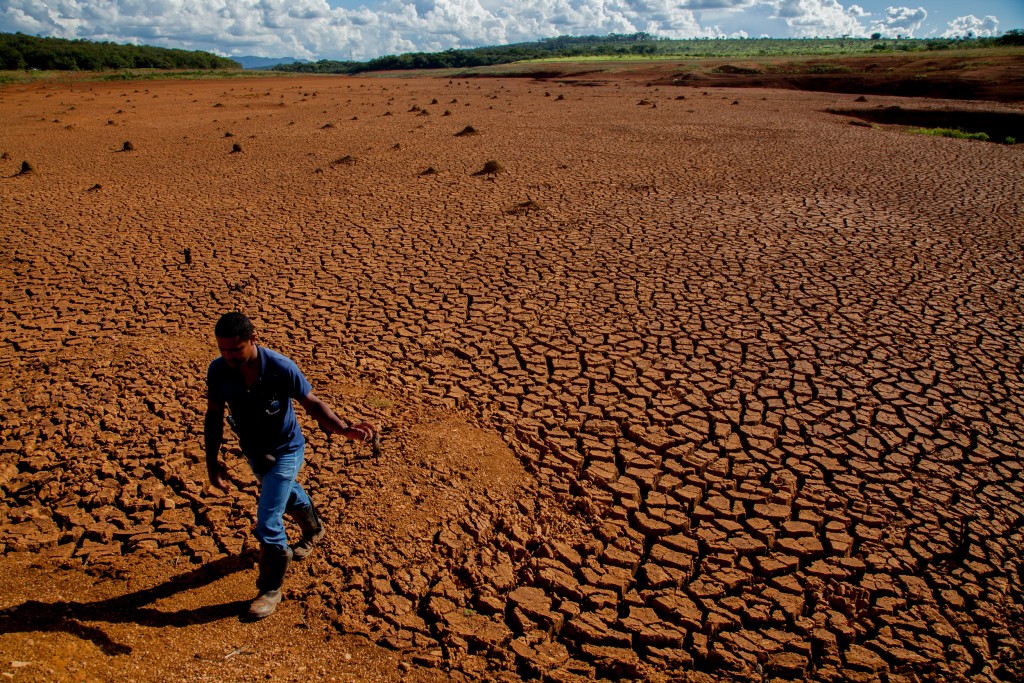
top-left (1, 76), bottom-right (1023, 682)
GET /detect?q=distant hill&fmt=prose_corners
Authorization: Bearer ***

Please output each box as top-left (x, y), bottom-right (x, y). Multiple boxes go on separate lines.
top-left (235, 55), bottom-right (309, 70)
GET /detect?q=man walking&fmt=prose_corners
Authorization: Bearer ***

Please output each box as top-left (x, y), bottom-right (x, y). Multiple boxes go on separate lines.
top-left (205, 311), bottom-right (375, 619)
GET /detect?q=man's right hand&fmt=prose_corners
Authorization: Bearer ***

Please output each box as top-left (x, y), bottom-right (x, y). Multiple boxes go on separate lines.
top-left (205, 400), bottom-right (228, 491)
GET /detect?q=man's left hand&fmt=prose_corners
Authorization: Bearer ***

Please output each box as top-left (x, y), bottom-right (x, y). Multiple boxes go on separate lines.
top-left (343, 422), bottom-right (376, 442)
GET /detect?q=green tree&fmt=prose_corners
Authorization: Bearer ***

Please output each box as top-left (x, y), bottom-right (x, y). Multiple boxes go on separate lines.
top-left (0, 32), bottom-right (239, 71)
top-left (998, 29), bottom-right (1024, 46)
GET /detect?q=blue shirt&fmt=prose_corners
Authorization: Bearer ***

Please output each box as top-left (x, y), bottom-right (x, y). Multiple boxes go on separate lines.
top-left (206, 346), bottom-right (312, 459)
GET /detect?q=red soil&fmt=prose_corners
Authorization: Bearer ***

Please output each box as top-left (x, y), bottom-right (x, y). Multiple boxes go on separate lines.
top-left (1, 70), bottom-right (1023, 682)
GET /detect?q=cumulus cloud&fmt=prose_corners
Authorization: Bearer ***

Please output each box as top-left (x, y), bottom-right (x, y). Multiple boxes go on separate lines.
top-left (942, 14), bottom-right (999, 38)
top-left (0, 0), bottom-right (729, 59)
top-left (868, 6), bottom-right (928, 37)
top-left (676, 0), bottom-right (756, 9)
top-left (771, 0), bottom-right (867, 37)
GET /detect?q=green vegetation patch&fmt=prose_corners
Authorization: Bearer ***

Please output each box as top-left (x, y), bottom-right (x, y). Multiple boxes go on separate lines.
top-left (97, 69), bottom-right (250, 82)
top-left (801, 63), bottom-right (855, 74)
top-left (908, 127), bottom-right (990, 141)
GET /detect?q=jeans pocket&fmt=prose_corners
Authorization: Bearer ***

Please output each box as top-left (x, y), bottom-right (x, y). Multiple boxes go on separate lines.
top-left (251, 452), bottom-right (277, 475)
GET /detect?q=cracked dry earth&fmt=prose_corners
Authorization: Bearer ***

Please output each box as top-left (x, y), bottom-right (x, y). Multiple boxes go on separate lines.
top-left (0, 74), bottom-right (1022, 683)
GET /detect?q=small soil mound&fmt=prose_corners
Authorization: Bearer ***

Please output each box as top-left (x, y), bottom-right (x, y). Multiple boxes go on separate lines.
top-left (506, 199), bottom-right (545, 215)
top-left (472, 160), bottom-right (503, 177)
top-left (455, 125), bottom-right (477, 137)
top-left (714, 64), bottom-right (761, 75)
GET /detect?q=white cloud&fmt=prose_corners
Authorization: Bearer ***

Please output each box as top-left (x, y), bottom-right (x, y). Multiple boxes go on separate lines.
top-left (676, 0), bottom-right (755, 9)
top-left (771, 0), bottom-right (867, 37)
top-left (868, 6), bottom-right (927, 37)
top-left (0, 0), bottom-right (731, 59)
top-left (942, 14), bottom-right (998, 38)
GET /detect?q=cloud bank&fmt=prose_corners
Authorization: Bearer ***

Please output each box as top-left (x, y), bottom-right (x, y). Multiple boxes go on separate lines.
top-left (0, 0), bottom-right (1007, 60)
top-left (942, 14), bottom-right (1000, 38)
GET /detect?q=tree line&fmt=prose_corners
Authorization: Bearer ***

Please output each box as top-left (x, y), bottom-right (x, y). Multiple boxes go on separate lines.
top-left (274, 31), bottom-right (1024, 75)
top-left (0, 33), bottom-right (239, 71)
top-left (275, 33), bottom-right (691, 74)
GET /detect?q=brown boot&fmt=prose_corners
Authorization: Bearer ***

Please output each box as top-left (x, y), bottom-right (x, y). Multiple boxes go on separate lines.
top-left (248, 544), bottom-right (292, 619)
top-left (288, 504), bottom-right (325, 561)
top-left (248, 589), bottom-right (282, 619)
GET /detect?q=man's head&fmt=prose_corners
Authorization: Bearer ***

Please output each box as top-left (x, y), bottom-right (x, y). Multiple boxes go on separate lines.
top-left (215, 312), bottom-right (258, 369)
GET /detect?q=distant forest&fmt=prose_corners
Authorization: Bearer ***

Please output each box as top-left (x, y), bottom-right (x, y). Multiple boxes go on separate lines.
top-left (275, 30), bottom-right (1024, 75)
top-left (0, 33), bottom-right (239, 70)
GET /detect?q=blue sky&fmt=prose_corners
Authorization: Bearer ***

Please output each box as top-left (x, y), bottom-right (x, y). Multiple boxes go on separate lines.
top-left (2, 1), bottom-right (1020, 61)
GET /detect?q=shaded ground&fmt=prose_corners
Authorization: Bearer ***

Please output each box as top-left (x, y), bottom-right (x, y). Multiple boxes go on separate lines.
top-left (828, 106), bottom-right (1024, 143)
top-left (1, 71), bottom-right (1023, 682)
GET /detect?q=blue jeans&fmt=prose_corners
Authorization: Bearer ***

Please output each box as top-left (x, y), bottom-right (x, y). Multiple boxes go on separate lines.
top-left (249, 445), bottom-right (311, 551)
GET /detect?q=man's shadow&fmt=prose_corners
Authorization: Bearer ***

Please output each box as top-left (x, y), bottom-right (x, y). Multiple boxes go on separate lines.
top-left (0, 554), bottom-right (253, 656)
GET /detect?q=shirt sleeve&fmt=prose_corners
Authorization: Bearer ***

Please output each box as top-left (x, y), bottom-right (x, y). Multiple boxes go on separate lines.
top-left (206, 361), bottom-right (225, 403)
top-left (287, 360), bottom-right (313, 400)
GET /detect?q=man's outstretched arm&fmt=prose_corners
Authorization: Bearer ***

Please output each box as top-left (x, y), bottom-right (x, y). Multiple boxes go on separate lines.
top-left (204, 399), bottom-right (229, 490)
top-left (299, 392), bottom-right (375, 441)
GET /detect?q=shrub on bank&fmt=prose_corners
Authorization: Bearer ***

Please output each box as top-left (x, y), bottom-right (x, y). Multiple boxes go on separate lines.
top-left (908, 127), bottom-right (989, 141)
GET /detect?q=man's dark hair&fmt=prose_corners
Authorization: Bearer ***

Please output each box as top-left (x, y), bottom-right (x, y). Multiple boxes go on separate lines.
top-left (215, 312), bottom-right (255, 340)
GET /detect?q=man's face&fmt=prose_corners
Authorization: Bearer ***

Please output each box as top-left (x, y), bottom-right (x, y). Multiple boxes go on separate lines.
top-left (217, 335), bottom-right (257, 369)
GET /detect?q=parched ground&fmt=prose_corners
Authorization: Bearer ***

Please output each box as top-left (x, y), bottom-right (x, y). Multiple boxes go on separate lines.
top-left (0, 71), bottom-right (1023, 683)
top-left (450, 50), bottom-right (1024, 103)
